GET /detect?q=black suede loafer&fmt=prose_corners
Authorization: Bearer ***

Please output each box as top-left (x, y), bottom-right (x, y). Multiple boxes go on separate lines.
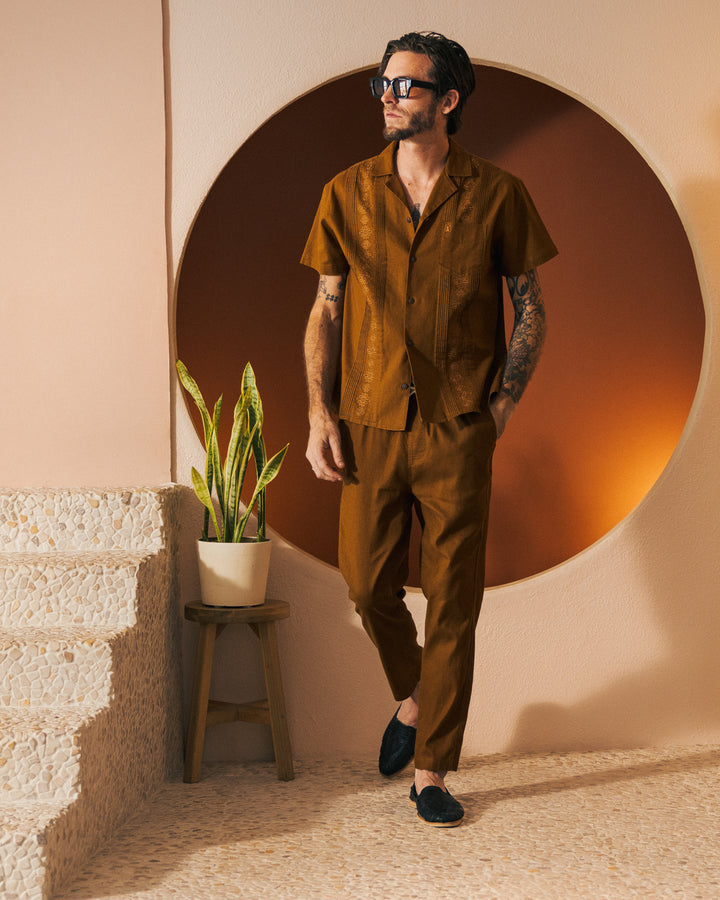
top-left (409, 783), bottom-right (464, 827)
top-left (378, 707), bottom-right (416, 776)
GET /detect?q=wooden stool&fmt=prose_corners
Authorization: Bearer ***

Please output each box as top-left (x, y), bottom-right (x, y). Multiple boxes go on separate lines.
top-left (183, 599), bottom-right (294, 783)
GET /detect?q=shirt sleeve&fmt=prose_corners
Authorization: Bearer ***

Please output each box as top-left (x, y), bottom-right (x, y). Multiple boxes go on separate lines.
top-left (300, 179), bottom-right (349, 276)
top-left (494, 176), bottom-right (558, 277)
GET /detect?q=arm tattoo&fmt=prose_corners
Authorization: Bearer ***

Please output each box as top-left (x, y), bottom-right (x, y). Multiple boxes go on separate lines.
top-left (501, 269), bottom-right (547, 404)
top-left (319, 273), bottom-right (347, 305)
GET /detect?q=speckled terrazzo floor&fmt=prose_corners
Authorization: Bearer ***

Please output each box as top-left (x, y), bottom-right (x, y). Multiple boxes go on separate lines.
top-left (57, 747), bottom-right (720, 899)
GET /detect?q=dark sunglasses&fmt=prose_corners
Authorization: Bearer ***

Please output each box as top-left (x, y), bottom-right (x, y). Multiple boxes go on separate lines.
top-left (369, 76), bottom-right (438, 99)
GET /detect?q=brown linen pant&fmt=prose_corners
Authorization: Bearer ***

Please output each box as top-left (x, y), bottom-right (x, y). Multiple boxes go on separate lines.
top-left (338, 402), bottom-right (496, 771)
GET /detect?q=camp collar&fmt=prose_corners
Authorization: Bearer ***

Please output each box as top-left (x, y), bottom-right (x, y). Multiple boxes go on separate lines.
top-left (372, 138), bottom-right (473, 178)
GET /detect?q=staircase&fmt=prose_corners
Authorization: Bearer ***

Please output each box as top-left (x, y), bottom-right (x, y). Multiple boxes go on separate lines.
top-left (0, 487), bottom-right (183, 899)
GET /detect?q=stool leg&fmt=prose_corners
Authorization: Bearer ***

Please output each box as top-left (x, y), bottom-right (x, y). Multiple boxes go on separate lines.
top-left (257, 621), bottom-right (294, 781)
top-left (184, 621), bottom-right (217, 783)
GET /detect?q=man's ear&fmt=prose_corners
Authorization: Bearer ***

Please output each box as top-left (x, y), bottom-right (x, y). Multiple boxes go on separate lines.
top-left (442, 89), bottom-right (460, 115)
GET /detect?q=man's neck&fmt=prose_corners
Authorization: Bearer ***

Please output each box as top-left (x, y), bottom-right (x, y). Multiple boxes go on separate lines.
top-left (395, 133), bottom-right (450, 186)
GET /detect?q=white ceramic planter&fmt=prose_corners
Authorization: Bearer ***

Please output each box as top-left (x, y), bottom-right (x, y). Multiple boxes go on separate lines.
top-left (196, 538), bottom-right (272, 607)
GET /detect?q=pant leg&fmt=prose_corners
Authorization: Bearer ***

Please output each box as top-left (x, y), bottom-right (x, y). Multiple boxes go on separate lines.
top-left (410, 410), bottom-right (496, 772)
top-left (338, 420), bottom-right (423, 700)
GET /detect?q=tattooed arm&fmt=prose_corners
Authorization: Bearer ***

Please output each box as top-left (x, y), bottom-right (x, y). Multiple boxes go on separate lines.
top-left (490, 268), bottom-right (547, 439)
top-left (304, 273), bottom-right (347, 481)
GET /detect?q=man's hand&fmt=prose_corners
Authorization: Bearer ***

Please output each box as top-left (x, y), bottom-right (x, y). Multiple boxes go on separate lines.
top-left (306, 409), bottom-right (345, 482)
top-left (489, 391), bottom-right (516, 440)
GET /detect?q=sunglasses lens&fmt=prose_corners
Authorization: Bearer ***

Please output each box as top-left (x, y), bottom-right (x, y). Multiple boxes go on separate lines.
top-left (394, 78), bottom-right (410, 98)
top-left (370, 77), bottom-right (386, 98)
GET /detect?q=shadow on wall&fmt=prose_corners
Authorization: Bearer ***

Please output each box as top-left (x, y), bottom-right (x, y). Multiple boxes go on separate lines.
top-left (175, 66), bottom-right (705, 587)
top-left (503, 144), bottom-right (720, 753)
top-left (507, 498), bottom-right (720, 751)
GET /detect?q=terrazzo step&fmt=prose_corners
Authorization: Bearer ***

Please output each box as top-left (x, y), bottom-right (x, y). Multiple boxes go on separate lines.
top-left (0, 800), bottom-right (68, 900)
top-left (0, 487), bottom-right (177, 553)
top-left (0, 628), bottom-right (120, 708)
top-left (0, 486), bottom-right (182, 897)
top-left (0, 550), bottom-right (151, 630)
top-left (0, 709), bottom-right (97, 802)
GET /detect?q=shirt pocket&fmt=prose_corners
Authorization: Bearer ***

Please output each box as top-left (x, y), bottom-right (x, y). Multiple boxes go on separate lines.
top-left (443, 220), bottom-right (488, 274)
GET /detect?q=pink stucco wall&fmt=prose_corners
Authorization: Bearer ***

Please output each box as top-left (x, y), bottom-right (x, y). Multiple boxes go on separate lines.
top-left (3, 1), bottom-right (720, 762)
top-left (0, 1), bottom-right (170, 487)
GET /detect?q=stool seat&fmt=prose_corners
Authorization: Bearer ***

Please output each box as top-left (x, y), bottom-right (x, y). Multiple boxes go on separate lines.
top-left (185, 599), bottom-right (290, 625)
top-left (183, 599), bottom-right (294, 783)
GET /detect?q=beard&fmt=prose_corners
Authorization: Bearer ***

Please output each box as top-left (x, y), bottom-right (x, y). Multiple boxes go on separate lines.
top-left (383, 102), bottom-right (438, 142)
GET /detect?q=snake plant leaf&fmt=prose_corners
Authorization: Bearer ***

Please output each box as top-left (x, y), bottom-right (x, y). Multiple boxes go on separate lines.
top-left (242, 362), bottom-right (263, 426)
top-left (230, 420), bottom-right (261, 542)
top-left (176, 360), bottom-right (214, 446)
top-left (251, 421), bottom-right (269, 539)
top-left (208, 401), bottom-right (227, 539)
top-left (202, 446), bottom-right (214, 540)
top-left (261, 443), bottom-right (289, 488)
top-left (243, 364), bottom-right (271, 538)
top-left (224, 391), bottom-right (253, 499)
top-left (225, 431), bottom-right (246, 541)
top-left (210, 399), bottom-right (224, 492)
top-left (177, 360), bottom-right (218, 539)
top-left (223, 394), bottom-right (254, 540)
top-left (253, 431), bottom-right (268, 540)
top-left (237, 419), bottom-right (259, 498)
top-left (233, 443), bottom-right (289, 542)
top-left (191, 467), bottom-right (221, 540)
top-left (255, 493), bottom-right (267, 541)
top-left (227, 391), bottom-right (252, 462)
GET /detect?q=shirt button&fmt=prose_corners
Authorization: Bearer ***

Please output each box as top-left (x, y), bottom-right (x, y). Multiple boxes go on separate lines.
top-left (410, 255), bottom-right (417, 262)
top-left (406, 217), bottom-right (412, 223)
top-left (401, 382), bottom-right (410, 390)
top-left (407, 339), bottom-right (414, 347)
top-left (407, 297), bottom-right (415, 305)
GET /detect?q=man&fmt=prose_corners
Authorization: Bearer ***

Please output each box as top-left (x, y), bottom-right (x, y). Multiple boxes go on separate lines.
top-left (302, 32), bottom-right (557, 826)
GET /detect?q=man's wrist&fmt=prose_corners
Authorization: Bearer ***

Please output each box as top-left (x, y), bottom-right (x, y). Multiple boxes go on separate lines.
top-left (309, 403), bottom-right (335, 425)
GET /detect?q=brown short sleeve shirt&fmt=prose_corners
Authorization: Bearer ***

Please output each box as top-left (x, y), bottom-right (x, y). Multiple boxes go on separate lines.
top-left (301, 139), bottom-right (558, 430)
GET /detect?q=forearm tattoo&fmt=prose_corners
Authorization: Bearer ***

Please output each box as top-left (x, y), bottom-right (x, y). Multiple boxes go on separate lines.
top-left (502, 269), bottom-right (547, 404)
top-left (319, 273), bottom-right (347, 305)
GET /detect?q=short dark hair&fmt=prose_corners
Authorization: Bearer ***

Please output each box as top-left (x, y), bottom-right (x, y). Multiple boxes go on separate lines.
top-left (378, 31), bottom-right (475, 135)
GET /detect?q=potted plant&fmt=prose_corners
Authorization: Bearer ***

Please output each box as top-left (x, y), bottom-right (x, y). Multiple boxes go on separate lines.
top-left (176, 359), bottom-right (289, 607)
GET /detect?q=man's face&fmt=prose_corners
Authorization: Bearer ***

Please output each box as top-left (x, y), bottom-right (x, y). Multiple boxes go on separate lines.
top-left (379, 51), bottom-right (442, 142)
